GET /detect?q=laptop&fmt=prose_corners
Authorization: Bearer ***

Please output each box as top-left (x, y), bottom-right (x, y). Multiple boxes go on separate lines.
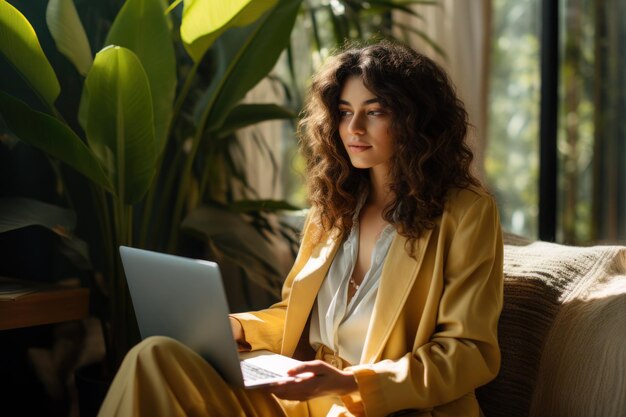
top-left (119, 245), bottom-right (303, 388)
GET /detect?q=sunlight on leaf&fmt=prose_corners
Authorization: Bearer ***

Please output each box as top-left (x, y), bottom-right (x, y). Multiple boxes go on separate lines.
top-left (194, 0), bottom-right (302, 132)
top-left (81, 46), bottom-right (156, 203)
top-left (181, 0), bottom-right (277, 62)
top-left (105, 0), bottom-right (176, 154)
top-left (0, 0), bottom-right (60, 108)
top-left (46, 0), bottom-right (93, 76)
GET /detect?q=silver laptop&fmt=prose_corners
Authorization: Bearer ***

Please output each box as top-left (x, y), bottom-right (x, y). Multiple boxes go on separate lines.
top-left (119, 246), bottom-right (302, 388)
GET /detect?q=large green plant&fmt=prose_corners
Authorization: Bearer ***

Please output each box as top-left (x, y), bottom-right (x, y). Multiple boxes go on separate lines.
top-left (0, 0), bottom-right (301, 368)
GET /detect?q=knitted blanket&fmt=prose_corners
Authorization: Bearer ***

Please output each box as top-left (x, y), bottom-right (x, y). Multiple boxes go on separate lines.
top-left (477, 234), bottom-right (626, 417)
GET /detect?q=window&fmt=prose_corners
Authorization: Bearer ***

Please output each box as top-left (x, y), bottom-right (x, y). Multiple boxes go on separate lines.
top-left (487, 0), bottom-right (541, 239)
top-left (487, 0), bottom-right (626, 244)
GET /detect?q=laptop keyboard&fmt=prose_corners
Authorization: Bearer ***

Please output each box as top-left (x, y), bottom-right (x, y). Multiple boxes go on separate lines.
top-left (241, 361), bottom-right (283, 382)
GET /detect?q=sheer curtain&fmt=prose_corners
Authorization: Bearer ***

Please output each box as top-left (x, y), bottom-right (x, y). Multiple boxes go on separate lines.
top-left (394, 0), bottom-right (492, 181)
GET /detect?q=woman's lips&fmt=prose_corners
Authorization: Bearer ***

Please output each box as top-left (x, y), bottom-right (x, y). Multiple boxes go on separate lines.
top-left (347, 144), bottom-right (372, 153)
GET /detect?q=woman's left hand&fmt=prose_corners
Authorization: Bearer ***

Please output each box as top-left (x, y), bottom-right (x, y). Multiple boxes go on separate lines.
top-left (265, 360), bottom-right (358, 401)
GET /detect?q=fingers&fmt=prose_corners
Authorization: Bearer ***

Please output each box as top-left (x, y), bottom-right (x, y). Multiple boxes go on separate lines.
top-left (287, 360), bottom-right (332, 376)
top-left (266, 360), bottom-right (356, 401)
top-left (264, 375), bottom-right (321, 401)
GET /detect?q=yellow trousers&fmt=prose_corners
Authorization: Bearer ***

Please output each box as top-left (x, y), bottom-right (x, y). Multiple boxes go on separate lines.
top-left (97, 336), bottom-right (348, 417)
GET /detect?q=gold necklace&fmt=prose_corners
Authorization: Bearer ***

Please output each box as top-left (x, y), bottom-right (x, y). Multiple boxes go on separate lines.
top-left (349, 275), bottom-right (360, 291)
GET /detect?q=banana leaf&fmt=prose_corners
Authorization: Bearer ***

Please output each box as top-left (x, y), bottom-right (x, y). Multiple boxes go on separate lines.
top-left (181, 0), bottom-right (278, 63)
top-left (0, 91), bottom-right (112, 191)
top-left (0, 197), bottom-right (75, 233)
top-left (193, 0), bottom-right (303, 134)
top-left (0, 197), bottom-right (92, 270)
top-left (105, 0), bottom-right (176, 153)
top-left (46, 0), bottom-right (93, 76)
top-left (0, 0), bottom-right (60, 108)
top-left (181, 204), bottom-right (287, 296)
top-left (229, 199), bottom-right (301, 212)
top-left (215, 103), bottom-right (296, 139)
top-left (80, 46), bottom-right (156, 204)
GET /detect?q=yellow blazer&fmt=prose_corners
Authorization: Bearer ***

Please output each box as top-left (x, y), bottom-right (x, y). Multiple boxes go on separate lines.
top-left (233, 187), bottom-right (504, 417)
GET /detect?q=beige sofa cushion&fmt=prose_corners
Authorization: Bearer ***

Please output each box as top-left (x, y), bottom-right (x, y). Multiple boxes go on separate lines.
top-left (529, 256), bottom-right (626, 416)
top-left (477, 235), bottom-right (626, 417)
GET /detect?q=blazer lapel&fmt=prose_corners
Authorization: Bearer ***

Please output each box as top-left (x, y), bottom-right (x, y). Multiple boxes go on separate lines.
top-left (281, 231), bottom-right (341, 356)
top-left (361, 228), bottom-right (433, 363)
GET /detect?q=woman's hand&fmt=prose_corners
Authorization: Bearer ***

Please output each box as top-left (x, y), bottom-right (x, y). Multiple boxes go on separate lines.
top-left (265, 360), bottom-right (358, 401)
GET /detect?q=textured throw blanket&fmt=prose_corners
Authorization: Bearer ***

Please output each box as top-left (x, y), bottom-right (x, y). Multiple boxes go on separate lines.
top-left (477, 234), bottom-right (626, 417)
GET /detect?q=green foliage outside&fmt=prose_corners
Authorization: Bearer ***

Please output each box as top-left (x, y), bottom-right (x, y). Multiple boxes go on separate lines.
top-left (486, 0), bottom-right (541, 240)
top-left (487, 0), bottom-right (625, 244)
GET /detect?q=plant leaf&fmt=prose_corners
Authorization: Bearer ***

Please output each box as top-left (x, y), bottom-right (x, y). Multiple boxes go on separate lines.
top-left (392, 21), bottom-right (447, 59)
top-left (194, 0), bottom-right (303, 133)
top-left (0, 0), bottom-right (60, 108)
top-left (0, 197), bottom-right (93, 270)
top-left (181, 0), bottom-right (278, 63)
top-left (229, 199), bottom-right (301, 212)
top-left (81, 46), bottom-right (156, 204)
top-left (365, 0), bottom-right (425, 20)
top-left (386, 0), bottom-right (440, 5)
top-left (181, 205), bottom-right (285, 289)
top-left (46, 0), bottom-right (93, 76)
top-left (0, 197), bottom-right (75, 233)
top-left (215, 103), bottom-right (295, 138)
top-left (105, 0), bottom-right (176, 154)
top-left (0, 91), bottom-right (112, 191)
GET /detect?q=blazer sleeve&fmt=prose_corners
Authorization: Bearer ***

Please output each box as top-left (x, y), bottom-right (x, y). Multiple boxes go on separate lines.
top-left (344, 195), bottom-right (504, 416)
top-left (230, 210), bottom-right (316, 353)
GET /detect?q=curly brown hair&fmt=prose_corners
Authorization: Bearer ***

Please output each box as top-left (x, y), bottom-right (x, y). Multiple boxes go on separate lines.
top-left (298, 40), bottom-right (480, 253)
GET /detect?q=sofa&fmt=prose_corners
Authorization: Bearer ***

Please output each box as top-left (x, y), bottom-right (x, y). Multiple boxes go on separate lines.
top-left (476, 234), bottom-right (626, 417)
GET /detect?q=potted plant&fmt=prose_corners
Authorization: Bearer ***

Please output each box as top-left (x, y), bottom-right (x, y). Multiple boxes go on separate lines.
top-left (0, 0), bottom-right (303, 376)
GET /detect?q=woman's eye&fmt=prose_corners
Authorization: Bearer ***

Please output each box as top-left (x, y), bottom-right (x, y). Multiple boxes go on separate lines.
top-left (368, 109), bottom-right (385, 116)
top-left (339, 110), bottom-right (352, 117)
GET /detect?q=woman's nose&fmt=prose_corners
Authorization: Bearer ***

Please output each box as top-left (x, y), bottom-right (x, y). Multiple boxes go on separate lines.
top-left (348, 113), bottom-right (365, 135)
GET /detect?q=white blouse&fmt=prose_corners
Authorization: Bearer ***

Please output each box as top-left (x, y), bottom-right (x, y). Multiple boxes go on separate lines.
top-left (309, 214), bottom-right (396, 366)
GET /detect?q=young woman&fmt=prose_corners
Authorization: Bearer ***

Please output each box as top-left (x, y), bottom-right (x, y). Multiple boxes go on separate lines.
top-left (98, 41), bottom-right (503, 417)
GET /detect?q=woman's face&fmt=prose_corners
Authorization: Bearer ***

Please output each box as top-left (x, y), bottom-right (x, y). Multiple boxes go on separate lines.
top-left (338, 76), bottom-right (394, 174)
